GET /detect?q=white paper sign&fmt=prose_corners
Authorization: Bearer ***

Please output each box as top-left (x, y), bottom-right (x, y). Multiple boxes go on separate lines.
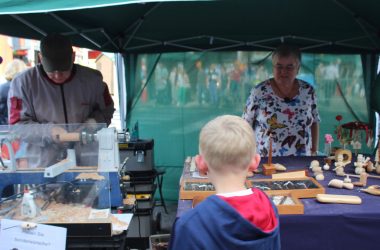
top-left (0, 219), bottom-right (67, 250)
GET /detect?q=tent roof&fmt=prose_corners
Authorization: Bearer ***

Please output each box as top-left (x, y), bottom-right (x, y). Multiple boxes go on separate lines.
top-left (1, 0), bottom-right (380, 54)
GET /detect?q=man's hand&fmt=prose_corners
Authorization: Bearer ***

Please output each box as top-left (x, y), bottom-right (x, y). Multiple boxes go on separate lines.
top-left (51, 126), bottom-right (68, 143)
top-left (84, 118), bottom-right (98, 131)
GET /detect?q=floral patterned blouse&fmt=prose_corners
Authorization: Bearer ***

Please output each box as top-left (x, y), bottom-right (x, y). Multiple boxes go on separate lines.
top-left (243, 78), bottom-right (320, 157)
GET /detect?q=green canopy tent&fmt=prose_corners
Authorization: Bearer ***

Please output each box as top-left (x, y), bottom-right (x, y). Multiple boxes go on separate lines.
top-left (0, 0), bottom-right (380, 54)
top-left (0, 0), bottom-right (379, 106)
top-left (1, 0), bottom-right (380, 200)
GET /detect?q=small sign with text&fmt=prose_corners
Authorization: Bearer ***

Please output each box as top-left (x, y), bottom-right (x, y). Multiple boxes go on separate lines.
top-left (0, 219), bottom-right (66, 250)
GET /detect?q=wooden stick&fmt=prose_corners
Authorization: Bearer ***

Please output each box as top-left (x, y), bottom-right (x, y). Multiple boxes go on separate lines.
top-left (272, 170), bottom-right (306, 179)
top-left (268, 133), bottom-right (273, 166)
top-left (56, 132), bottom-right (81, 142)
top-left (316, 194), bottom-right (362, 204)
top-left (346, 173), bottom-right (380, 180)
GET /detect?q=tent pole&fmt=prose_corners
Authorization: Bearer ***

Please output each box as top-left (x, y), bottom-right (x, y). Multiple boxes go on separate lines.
top-left (125, 42), bottom-right (162, 52)
top-left (124, 53), bottom-right (136, 127)
top-left (64, 28), bottom-right (120, 51)
top-left (11, 14), bottom-right (46, 36)
top-left (164, 42), bottom-right (203, 52)
top-left (48, 12), bottom-right (101, 48)
top-left (122, 18), bottom-right (144, 50)
top-left (99, 29), bottom-right (120, 51)
top-left (291, 35), bottom-right (329, 43)
top-left (205, 43), bottom-right (244, 52)
top-left (302, 43), bottom-right (332, 51)
top-left (122, 3), bottom-right (162, 50)
top-left (116, 53), bottom-right (127, 129)
top-left (334, 0), bottom-right (379, 49)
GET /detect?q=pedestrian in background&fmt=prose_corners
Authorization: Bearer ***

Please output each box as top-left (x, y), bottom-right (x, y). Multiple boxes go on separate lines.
top-left (0, 58), bottom-right (27, 125)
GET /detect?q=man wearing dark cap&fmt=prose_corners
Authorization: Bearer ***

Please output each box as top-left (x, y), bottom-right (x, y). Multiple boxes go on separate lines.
top-left (7, 33), bottom-right (115, 168)
top-left (41, 33), bottom-right (72, 66)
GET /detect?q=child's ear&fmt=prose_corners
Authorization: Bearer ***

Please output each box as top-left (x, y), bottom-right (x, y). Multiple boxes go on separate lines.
top-left (248, 154), bottom-right (261, 172)
top-left (195, 154), bottom-right (208, 175)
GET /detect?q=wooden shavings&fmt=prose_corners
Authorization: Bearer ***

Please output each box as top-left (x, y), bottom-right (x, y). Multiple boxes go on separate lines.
top-left (75, 172), bottom-right (105, 180)
top-left (110, 214), bottom-right (129, 229)
top-left (88, 209), bottom-right (110, 219)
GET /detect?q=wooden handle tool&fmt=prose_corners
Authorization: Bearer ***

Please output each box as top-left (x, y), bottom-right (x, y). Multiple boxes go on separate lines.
top-left (55, 132), bottom-right (81, 142)
top-left (316, 194), bottom-right (362, 204)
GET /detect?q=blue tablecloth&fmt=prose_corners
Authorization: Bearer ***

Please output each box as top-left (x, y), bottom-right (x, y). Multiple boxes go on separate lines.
top-left (177, 156), bottom-right (380, 250)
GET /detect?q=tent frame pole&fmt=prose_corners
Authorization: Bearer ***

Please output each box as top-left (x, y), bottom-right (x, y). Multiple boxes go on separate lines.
top-left (11, 14), bottom-right (46, 36)
top-left (49, 12), bottom-right (101, 48)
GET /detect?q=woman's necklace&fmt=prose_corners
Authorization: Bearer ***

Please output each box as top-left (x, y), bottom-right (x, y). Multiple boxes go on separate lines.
top-left (272, 80), bottom-right (298, 103)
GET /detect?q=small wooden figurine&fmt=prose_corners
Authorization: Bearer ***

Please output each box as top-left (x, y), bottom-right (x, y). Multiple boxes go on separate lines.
top-left (350, 172), bottom-right (368, 187)
top-left (354, 154), bottom-right (371, 174)
top-left (274, 163), bottom-right (287, 171)
top-left (361, 185), bottom-right (380, 196)
top-left (366, 161), bottom-right (375, 172)
top-left (309, 160), bottom-right (324, 181)
top-left (323, 163), bottom-right (330, 171)
top-left (346, 172), bottom-right (380, 187)
top-left (333, 153), bottom-right (350, 176)
top-left (263, 132), bottom-right (276, 176)
top-left (328, 179), bottom-right (354, 190)
top-left (343, 175), bottom-right (352, 183)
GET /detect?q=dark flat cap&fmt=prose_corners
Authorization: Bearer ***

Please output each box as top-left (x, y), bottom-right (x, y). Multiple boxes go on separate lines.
top-left (40, 33), bottom-right (73, 72)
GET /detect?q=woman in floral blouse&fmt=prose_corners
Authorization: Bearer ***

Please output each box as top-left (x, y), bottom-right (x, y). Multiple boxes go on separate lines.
top-left (243, 44), bottom-right (320, 157)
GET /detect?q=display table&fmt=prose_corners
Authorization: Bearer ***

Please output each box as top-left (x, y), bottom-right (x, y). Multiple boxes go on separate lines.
top-left (177, 156), bottom-right (380, 250)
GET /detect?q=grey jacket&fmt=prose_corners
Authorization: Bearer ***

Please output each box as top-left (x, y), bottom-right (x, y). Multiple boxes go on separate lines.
top-left (7, 64), bottom-right (115, 168)
top-left (8, 64), bottom-right (114, 125)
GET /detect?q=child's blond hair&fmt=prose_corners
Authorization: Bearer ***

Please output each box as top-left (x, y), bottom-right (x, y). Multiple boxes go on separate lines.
top-left (199, 115), bottom-right (256, 172)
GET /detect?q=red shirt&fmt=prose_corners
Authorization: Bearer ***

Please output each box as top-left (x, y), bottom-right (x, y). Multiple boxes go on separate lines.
top-left (218, 188), bottom-right (278, 232)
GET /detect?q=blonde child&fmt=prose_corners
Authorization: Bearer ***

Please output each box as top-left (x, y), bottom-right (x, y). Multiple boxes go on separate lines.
top-left (169, 115), bottom-right (280, 250)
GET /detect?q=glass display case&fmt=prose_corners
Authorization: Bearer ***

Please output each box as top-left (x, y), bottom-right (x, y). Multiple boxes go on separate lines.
top-left (0, 123), bottom-right (125, 236)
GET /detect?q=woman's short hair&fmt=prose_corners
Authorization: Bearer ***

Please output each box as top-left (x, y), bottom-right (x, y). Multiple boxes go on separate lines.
top-left (272, 44), bottom-right (301, 63)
